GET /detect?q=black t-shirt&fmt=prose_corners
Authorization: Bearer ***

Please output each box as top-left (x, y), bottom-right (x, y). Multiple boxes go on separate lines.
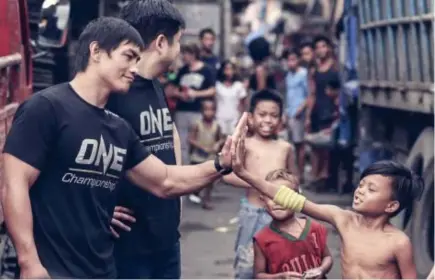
top-left (106, 76), bottom-right (180, 256)
top-left (175, 64), bottom-right (215, 112)
top-left (3, 83), bottom-right (150, 278)
top-left (201, 54), bottom-right (220, 79)
top-left (313, 67), bottom-right (339, 121)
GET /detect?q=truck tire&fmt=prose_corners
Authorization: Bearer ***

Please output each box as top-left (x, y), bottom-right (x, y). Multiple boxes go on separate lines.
top-left (405, 127), bottom-right (434, 277)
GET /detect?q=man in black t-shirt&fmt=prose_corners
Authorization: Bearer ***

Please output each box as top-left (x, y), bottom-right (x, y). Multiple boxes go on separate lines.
top-left (305, 35), bottom-right (340, 190)
top-left (174, 42), bottom-right (216, 204)
top-left (199, 28), bottom-right (221, 76)
top-left (174, 43), bottom-right (216, 165)
top-left (2, 16), bottom-right (247, 279)
top-left (106, 1), bottom-right (185, 278)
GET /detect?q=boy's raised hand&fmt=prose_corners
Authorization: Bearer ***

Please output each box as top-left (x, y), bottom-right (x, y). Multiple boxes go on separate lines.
top-left (218, 112), bottom-right (248, 169)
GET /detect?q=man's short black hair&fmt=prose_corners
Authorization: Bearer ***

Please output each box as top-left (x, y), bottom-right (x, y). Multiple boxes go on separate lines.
top-left (120, 0), bottom-right (185, 48)
top-left (249, 89), bottom-right (283, 116)
top-left (360, 160), bottom-right (424, 217)
top-left (248, 37), bottom-right (270, 63)
top-left (282, 48), bottom-right (300, 59)
top-left (313, 35), bottom-right (332, 47)
top-left (75, 17), bottom-right (144, 73)
top-left (199, 28), bottom-right (215, 39)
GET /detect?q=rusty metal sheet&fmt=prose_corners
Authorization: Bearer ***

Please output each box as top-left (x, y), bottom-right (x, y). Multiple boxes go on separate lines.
top-left (358, 0), bottom-right (434, 114)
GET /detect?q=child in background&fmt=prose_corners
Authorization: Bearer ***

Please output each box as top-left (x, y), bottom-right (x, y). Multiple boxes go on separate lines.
top-left (189, 98), bottom-right (224, 209)
top-left (254, 169), bottom-right (332, 279)
top-left (224, 89), bottom-right (297, 279)
top-left (284, 48), bottom-right (309, 182)
top-left (215, 60), bottom-right (247, 135)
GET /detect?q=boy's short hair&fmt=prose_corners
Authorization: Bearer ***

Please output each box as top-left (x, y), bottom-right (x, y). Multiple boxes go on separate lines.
top-left (249, 89), bottom-right (283, 116)
top-left (299, 40), bottom-right (314, 50)
top-left (265, 169), bottom-right (299, 191)
top-left (360, 160), bottom-right (424, 217)
top-left (199, 28), bottom-right (215, 39)
top-left (282, 48), bottom-right (300, 59)
top-left (75, 17), bottom-right (144, 72)
top-left (120, 0), bottom-right (185, 48)
top-left (201, 97), bottom-right (216, 109)
top-left (248, 37), bottom-right (270, 63)
top-left (326, 75), bottom-right (341, 90)
top-left (181, 42), bottom-right (200, 59)
top-left (313, 35), bottom-right (332, 47)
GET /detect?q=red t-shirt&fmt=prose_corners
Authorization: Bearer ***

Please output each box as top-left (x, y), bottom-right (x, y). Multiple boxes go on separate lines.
top-left (253, 218), bottom-right (328, 274)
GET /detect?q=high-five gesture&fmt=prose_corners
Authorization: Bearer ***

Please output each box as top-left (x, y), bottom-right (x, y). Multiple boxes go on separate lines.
top-left (231, 123), bottom-right (248, 176)
top-left (218, 112), bottom-right (249, 169)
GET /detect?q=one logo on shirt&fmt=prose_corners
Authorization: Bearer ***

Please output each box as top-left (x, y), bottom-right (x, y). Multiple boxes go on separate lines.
top-left (140, 105), bottom-right (173, 137)
top-left (60, 135), bottom-right (125, 192)
top-left (75, 135), bottom-right (126, 175)
top-left (139, 105), bottom-right (174, 154)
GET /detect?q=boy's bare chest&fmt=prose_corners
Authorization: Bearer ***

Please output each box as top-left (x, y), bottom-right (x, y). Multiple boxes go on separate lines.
top-left (245, 146), bottom-right (288, 174)
top-left (340, 228), bottom-right (399, 278)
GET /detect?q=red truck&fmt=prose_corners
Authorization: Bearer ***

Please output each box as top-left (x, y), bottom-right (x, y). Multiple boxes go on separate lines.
top-left (0, 0), bottom-right (34, 192)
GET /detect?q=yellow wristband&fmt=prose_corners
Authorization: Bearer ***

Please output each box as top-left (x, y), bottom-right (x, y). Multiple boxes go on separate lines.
top-left (273, 185), bottom-right (306, 212)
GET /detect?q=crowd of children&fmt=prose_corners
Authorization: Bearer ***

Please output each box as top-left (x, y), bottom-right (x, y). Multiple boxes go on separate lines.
top-left (158, 29), bottom-right (431, 278)
top-left (222, 38), bottom-right (428, 279)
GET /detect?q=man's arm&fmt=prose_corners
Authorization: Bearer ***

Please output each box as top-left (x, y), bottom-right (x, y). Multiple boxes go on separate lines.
top-left (126, 112), bottom-right (248, 198)
top-left (173, 125), bottom-right (182, 165)
top-left (395, 235), bottom-right (417, 279)
top-left (2, 155), bottom-right (41, 269)
top-left (127, 149), bottom-right (223, 198)
top-left (1, 96), bottom-right (55, 278)
top-left (190, 87), bottom-right (216, 99)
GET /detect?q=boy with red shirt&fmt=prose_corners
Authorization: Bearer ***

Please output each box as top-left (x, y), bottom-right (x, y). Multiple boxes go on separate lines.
top-left (253, 169), bottom-right (333, 279)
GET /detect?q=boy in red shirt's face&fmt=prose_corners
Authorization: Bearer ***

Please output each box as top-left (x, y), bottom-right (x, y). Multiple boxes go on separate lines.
top-left (253, 169), bottom-right (333, 279)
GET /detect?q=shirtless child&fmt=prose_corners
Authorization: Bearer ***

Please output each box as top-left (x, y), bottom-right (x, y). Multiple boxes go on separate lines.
top-left (224, 89), bottom-right (297, 278)
top-left (232, 133), bottom-right (423, 279)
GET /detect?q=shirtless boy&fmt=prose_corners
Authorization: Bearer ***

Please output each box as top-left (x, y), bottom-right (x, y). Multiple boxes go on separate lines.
top-left (232, 135), bottom-right (423, 280)
top-left (224, 89), bottom-right (297, 278)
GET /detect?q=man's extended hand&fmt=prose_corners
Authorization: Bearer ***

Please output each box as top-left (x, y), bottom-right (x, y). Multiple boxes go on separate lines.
top-left (231, 120), bottom-right (248, 176)
top-left (218, 112), bottom-right (248, 169)
top-left (110, 206), bottom-right (136, 238)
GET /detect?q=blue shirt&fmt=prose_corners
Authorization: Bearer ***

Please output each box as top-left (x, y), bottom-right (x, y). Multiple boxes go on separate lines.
top-left (286, 68), bottom-right (308, 118)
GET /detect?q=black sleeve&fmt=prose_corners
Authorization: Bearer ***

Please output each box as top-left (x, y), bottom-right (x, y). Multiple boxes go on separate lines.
top-left (124, 124), bottom-right (151, 170)
top-left (3, 95), bottom-right (57, 170)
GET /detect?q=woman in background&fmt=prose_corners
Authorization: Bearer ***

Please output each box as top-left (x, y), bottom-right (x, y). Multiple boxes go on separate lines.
top-left (215, 60), bottom-right (247, 135)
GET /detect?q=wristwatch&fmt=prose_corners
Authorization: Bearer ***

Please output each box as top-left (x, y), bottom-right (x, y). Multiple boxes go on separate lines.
top-left (214, 153), bottom-right (232, 175)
